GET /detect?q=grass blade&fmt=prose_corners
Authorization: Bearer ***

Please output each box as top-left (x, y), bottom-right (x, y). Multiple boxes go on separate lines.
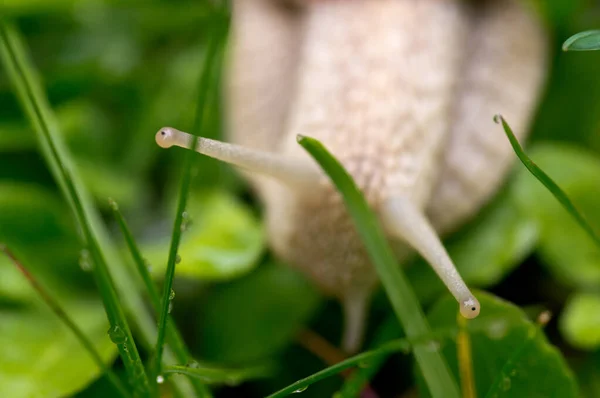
top-left (267, 340), bottom-right (410, 398)
top-left (163, 364), bottom-right (272, 386)
top-left (494, 115), bottom-right (600, 248)
top-left (109, 198), bottom-right (210, 397)
top-left (152, 9), bottom-right (228, 388)
top-left (0, 245), bottom-right (131, 398)
top-left (296, 136), bottom-right (460, 398)
top-left (0, 21), bottom-right (151, 396)
top-left (562, 30), bottom-right (600, 51)
top-left (335, 316), bottom-right (400, 397)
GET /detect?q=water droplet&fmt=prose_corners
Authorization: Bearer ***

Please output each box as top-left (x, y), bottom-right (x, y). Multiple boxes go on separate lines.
top-left (486, 320), bottom-right (508, 340)
top-left (144, 259), bottom-right (153, 273)
top-left (169, 289), bottom-right (176, 300)
top-left (188, 361), bottom-right (200, 369)
top-left (108, 197), bottom-right (118, 211)
top-left (292, 386), bottom-right (308, 393)
top-left (79, 249), bottom-right (92, 271)
top-left (358, 361), bottom-right (372, 369)
top-left (175, 255), bottom-right (181, 264)
top-left (493, 114), bottom-right (502, 124)
top-left (108, 325), bottom-right (127, 345)
top-left (426, 341), bottom-right (440, 352)
top-left (156, 375), bottom-right (164, 384)
top-left (501, 377), bottom-right (511, 391)
top-left (168, 300), bottom-right (173, 314)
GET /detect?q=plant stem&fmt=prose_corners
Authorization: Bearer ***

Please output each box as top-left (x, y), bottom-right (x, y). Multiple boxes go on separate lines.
top-left (109, 199), bottom-right (210, 397)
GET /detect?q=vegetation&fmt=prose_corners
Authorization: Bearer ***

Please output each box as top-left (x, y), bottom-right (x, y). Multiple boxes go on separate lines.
top-left (1, 1), bottom-right (599, 397)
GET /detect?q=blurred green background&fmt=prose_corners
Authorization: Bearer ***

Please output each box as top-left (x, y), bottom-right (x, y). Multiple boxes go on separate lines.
top-left (1, 0), bottom-right (600, 397)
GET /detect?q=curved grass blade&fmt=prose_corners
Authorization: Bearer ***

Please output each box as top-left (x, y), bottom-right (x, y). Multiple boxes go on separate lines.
top-left (0, 245), bottom-right (131, 398)
top-left (109, 199), bottom-right (210, 397)
top-left (296, 135), bottom-right (459, 398)
top-left (152, 9), bottom-right (229, 391)
top-left (335, 316), bottom-right (401, 397)
top-left (562, 30), bottom-right (600, 51)
top-left (0, 21), bottom-right (151, 397)
top-left (494, 115), bottom-right (600, 248)
top-left (163, 363), bottom-right (272, 386)
top-left (267, 340), bottom-right (410, 398)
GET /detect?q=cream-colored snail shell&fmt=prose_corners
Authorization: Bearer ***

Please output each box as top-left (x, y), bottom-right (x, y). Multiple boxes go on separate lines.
top-left (157, 0), bottom-right (548, 353)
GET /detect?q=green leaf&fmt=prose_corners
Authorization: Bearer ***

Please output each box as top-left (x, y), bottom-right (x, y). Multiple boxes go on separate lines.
top-left (509, 143), bottom-right (600, 288)
top-left (198, 263), bottom-right (321, 364)
top-left (563, 30), bottom-right (600, 51)
top-left (560, 292), bottom-right (600, 350)
top-left (419, 291), bottom-right (578, 398)
top-left (145, 190), bottom-right (265, 281)
top-left (0, 300), bottom-right (117, 398)
top-left (297, 135), bottom-right (460, 398)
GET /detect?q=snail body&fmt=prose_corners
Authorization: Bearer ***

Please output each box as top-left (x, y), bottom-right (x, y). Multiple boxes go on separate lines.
top-left (156, 0), bottom-right (548, 352)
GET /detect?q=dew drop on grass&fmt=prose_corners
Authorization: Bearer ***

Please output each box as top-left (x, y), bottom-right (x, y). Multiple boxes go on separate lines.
top-left (501, 377), bottom-right (511, 391)
top-left (79, 249), bottom-right (92, 271)
top-left (108, 325), bottom-right (127, 345)
top-left (144, 259), bottom-right (153, 273)
top-left (108, 197), bottom-right (118, 211)
top-left (156, 375), bottom-right (165, 384)
top-left (168, 300), bottom-right (173, 314)
top-left (293, 386), bottom-right (308, 393)
top-left (175, 254), bottom-right (181, 264)
top-left (169, 289), bottom-right (176, 300)
top-left (358, 360), bottom-right (372, 368)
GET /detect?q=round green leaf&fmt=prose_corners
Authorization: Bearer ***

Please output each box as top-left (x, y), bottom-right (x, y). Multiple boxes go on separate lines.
top-left (197, 263), bottom-right (321, 364)
top-left (145, 190), bottom-right (265, 281)
top-left (0, 299), bottom-right (116, 398)
top-left (560, 292), bottom-right (600, 350)
top-left (418, 291), bottom-right (578, 398)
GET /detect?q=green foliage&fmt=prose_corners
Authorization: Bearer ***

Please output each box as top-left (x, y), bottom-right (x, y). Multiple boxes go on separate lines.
top-left (563, 30), bottom-right (600, 51)
top-left (0, 299), bottom-right (116, 398)
top-left (560, 292), bottom-right (600, 350)
top-left (420, 292), bottom-right (579, 398)
top-left (1, 0), bottom-right (600, 396)
top-left (199, 263), bottom-right (321, 364)
top-left (144, 190), bottom-right (265, 281)
top-left (0, 22), bottom-right (151, 396)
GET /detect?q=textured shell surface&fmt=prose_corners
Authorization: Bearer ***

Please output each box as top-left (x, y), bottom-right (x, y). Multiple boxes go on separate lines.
top-left (225, 0), bottom-right (548, 302)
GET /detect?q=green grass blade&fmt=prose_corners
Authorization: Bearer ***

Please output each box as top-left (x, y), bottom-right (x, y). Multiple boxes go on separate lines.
top-left (0, 245), bottom-right (131, 398)
top-left (163, 364), bottom-right (272, 386)
top-left (336, 316), bottom-right (400, 397)
top-left (0, 21), bottom-right (151, 397)
top-left (495, 115), bottom-right (600, 248)
top-left (152, 10), bottom-right (228, 389)
top-left (562, 30), bottom-right (600, 51)
top-left (109, 198), bottom-right (211, 397)
top-left (267, 340), bottom-right (410, 398)
top-left (296, 136), bottom-right (460, 398)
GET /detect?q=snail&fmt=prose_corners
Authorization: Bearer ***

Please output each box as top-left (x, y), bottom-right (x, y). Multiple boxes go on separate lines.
top-left (156, 0), bottom-right (548, 352)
